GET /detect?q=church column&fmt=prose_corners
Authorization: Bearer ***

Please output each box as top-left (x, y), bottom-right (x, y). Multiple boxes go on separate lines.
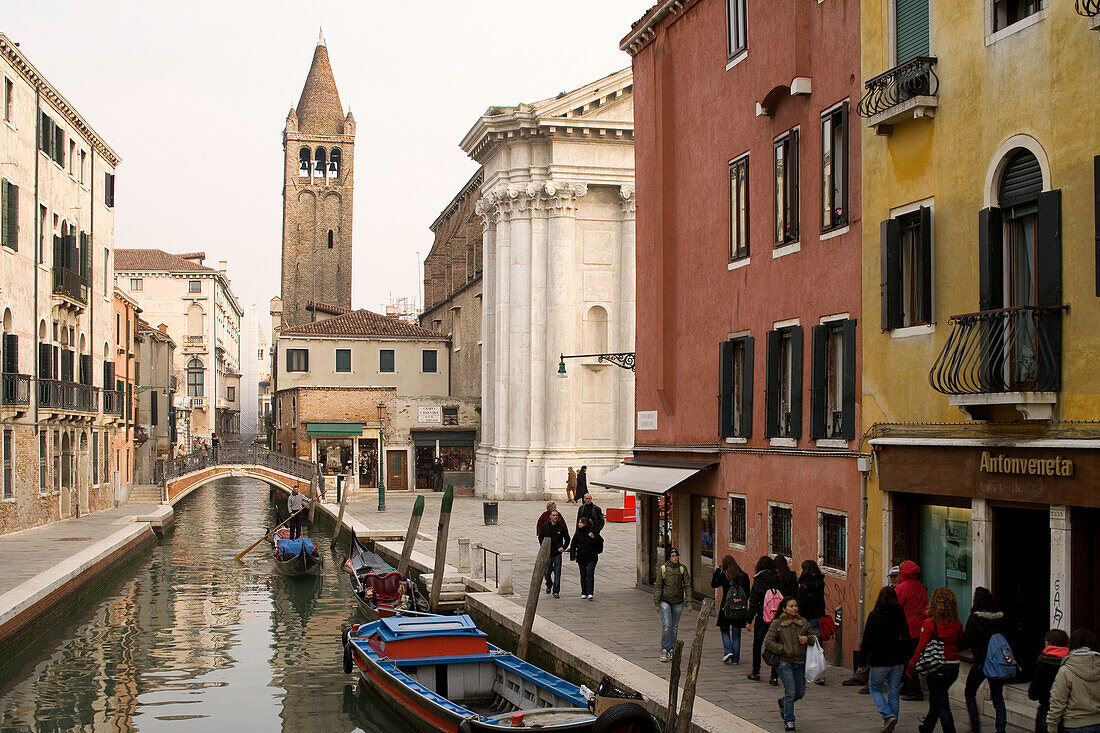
top-left (508, 192), bottom-right (534, 496)
top-left (545, 183), bottom-right (582, 454)
top-left (528, 189), bottom-right (549, 458)
top-left (616, 185), bottom-right (637, 452)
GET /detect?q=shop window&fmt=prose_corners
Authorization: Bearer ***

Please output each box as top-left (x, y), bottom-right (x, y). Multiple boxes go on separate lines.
top-left (881, 206), bottom-right (933, 329)
top-left (379, 349), bottom-right (395, 373)
top-left (769, 503), bottom-right (793, 557)
top-left (821, 102), bottom-right (848, 232)
top-left (422, 349), bottom-right (438, 374)
top-left (335, 348), bottom-right (351, 373)
top-left (286, 348), bottom-right (309, 373)
top-left (765, 326), bottom-right (802, 439)
top-left (819, 509), bottom-right (847, 572)
top-left (442, 406), bottom-right (459, 426)
top-left (728, 494), bottom-right (747, 546)
top-left (719, 336), bottom-right (753, 438)
top-left (810, 319), bottom-right (857, 440)
top-left (440, 445), bottom-right (473, 471)
top-left (729, 155), bottom-right (749, 261)
top-left (774, 129), bottom-right (799, 245)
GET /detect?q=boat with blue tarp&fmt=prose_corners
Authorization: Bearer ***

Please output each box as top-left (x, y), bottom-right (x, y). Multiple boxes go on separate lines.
top-left (270, 528), bottom-right (324, 576)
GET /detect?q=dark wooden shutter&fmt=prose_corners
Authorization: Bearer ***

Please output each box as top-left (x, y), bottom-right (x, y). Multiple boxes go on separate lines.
top-left (791, 130), bottom-right (800, 241)
top-left (718, 340), bottom-right (734, 438)
top-left (60, 349), bottom-right (74, 382)
top-left (978, 207), bottom-right (1004, 311)
top-left (38, 342), bottom-right (53, 379)
top-left (2, 180), bottom-right (16, 251)
top-left (54, 122), bottom-right (64, 166)
top-left (788, 326), bottom-right (804, 438)
top-left (840, 102), bottom-right (849, 226)
top-left (80, 231), bottom-right (91, 280)
top-left (1036, 190), bottom-right (1062, 308)
top-left (303, 350), bottom-right (309, 372)
top-left (764, 330), bottom-right (780, 437)
top-left (880, 219), bottom-right (902, 330)
top-left (809, 325), bottom-right (827, 440)
top-left (2, 334), bottom-right (17, 373)
top-left (741, 337), bottom-right (754, 439)
top-left (286, 348), bottom-right (293, 373)
top-left (151, 391), bottom-right (158, 425)
top-left (842, 319), bottom-right (857, 439)
top-left (919, 206), bottom-right (933, 323)
top-left (103, 361), bottom-right (115, 390)
top-left (895, 0), bottom-right (930, 62)
top-left (80, 354), bottom-right (93, 385)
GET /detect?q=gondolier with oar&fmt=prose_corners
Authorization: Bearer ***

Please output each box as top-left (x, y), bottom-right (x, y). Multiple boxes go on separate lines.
top-left (287, 487), bottom-right (311, 539)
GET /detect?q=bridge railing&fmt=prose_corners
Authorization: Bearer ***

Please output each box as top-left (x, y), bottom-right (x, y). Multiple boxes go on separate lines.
top-left (156, 445), bottom-right (317, 484)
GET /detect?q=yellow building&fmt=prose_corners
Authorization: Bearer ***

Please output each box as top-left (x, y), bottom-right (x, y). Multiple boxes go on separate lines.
top-left (859, 0), bottom-right (1100, 660)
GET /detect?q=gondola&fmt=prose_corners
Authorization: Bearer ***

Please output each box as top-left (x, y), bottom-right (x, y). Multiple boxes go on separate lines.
top-left (341, 615), bottom-right (657, 732)
top-left (269, 526), bottom-right (324, 577)
top-left (342, 534), bottom-right (427, 619)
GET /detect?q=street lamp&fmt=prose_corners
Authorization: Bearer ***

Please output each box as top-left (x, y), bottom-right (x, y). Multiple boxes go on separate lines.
top-left (557, 352), bottom-right (636, 377)
top-left (376, 402), bottom-right (386, 511)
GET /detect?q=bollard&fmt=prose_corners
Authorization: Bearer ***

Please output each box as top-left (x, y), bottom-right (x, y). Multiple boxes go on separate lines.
top-left (471, 543), bottom-right (484, 580)
top-left (497, 553), bottom-right (514, 595)
top-left (458, 538), bottom-right (471, 573)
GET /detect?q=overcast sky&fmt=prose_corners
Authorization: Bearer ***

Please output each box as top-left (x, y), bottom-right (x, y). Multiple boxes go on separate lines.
top-left (7, 0), bottom-right (650, 321)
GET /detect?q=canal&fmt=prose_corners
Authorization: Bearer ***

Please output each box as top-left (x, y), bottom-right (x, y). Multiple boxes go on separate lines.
top-left (0, 477), bottom-right (402, 732)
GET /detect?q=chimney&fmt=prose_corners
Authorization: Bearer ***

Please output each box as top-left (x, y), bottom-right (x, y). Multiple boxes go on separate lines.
top-left (219, 260), bottom-right (227, 274)
top-left (158, 323), bottom-right (169, 334)
top-left (179, 251), bottom-right (206, 265)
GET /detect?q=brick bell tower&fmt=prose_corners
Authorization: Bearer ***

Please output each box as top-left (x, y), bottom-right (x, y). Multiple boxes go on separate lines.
top-left (280, 30), bottom-right (355, 327)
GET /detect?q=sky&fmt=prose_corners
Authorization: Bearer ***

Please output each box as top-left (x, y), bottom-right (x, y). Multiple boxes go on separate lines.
top-left (6, 0), bottom-right (651, 323)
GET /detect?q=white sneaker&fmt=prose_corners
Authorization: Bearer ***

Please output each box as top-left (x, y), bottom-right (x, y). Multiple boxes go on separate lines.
top-left (723, 653), bottom-right (733, 665)
top-left (660, 650), bottom-right (669, 662)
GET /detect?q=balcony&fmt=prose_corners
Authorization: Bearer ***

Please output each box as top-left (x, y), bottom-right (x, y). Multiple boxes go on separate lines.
top-left (182, 335), bottom-right (206, 351)
top-left (38, 379), bottom-right (99, 414)
top-left (929, 306), bottom-right (1064, 420)
top-left (857, 56), bottom-right (939, 135)
top-left (1076, 0), bottom-right (1100, 29)
top-left (52, 267), bottom-right (88, 308)
top-left (1, 373), bottom-right (31, 408)
top-left (103, 389), bottom-right (124, 416)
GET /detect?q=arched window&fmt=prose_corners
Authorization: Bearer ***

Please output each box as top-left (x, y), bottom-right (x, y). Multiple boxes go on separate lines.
top-left (299, 147), bottom-right (311, 178)
top-left (187, 358), bottom-right (204, 397)
top-left (314, 147), bottom-right (327, 178)
top-left (187, 303), bottom-right (204, 337)
top-left (329, 148), bottom-right (341, 178)
top-left (327, 230), bottom-right (334, 249)
top-left (997, 148), bottom-right (1043, 311)
top-left (584, 306), bottom-right (609, 354)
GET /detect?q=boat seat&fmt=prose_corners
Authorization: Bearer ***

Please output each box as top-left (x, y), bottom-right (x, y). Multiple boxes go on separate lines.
top-left (362, 570), bottom-right (404, 604)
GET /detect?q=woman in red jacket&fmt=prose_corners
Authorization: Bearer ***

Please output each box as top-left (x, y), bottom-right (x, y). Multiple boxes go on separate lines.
top-left (907, 587), bottom-right (964, 733)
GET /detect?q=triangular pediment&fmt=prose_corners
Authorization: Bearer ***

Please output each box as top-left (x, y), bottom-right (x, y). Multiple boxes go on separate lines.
top-left (532, 67), bottom-right (633, 122)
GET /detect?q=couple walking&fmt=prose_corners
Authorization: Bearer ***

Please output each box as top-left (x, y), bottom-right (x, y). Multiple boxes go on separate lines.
top-left (536, 497), bottom-right (604, 599)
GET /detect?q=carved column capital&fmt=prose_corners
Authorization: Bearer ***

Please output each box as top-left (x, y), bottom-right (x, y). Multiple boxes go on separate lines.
top-left (619, 185), bottom-right (636, 215)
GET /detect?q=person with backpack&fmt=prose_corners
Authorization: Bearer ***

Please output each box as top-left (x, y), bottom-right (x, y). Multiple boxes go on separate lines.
top-left (1046, 628), bottom-right (1100, 732)
top-left (961, 587), bottom-right (1012, 733)
top-left (711, 555), bottom-right (751, 665)
top-left (764, 595), bottom-right (821, 732)
top-left (896, 560), bottom-right (930, 701)
top-left (775, 554), bottom-right (799, 597)
top-left (569, 516), bottom-right (603, 600)
top-left (907, 587), bottom-right (964, 733)
top-left (1029, 628), bottom-right (1070, 733)
top-left (798, 560), bottom-right (828, 685)
top-left (654, 547), bottom-right (693, 662)
top-left (861, 586), bottom-right (913, 733)
top-left (748, 555), bottom-right (781, 683)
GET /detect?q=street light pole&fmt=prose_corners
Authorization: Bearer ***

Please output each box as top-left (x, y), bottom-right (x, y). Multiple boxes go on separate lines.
top-left (377, 402), bottom-right (386, 511)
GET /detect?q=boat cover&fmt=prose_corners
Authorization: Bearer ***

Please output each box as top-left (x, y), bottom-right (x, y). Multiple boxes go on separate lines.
top-left (276, 538), bottom-right (316, 556)
top-left (374, 614), bottom-right (487, 642)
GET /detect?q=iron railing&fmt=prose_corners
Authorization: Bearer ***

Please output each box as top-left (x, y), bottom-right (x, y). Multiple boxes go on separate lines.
top-left (1, 373), bottom-right (31, 406)
top-left (38, 379), bottom-right (99, 412)
top-left (930, 306), bottom-right (1065, 395)
top-left (155, 445), bottom-right (316, 483)
top-left (102, 389), bottom-right (123, 415)
top-left (52, 266), bottom-right (88, 305)
top-left (1077, 0), bottom-right (1100, 16)
top-left (476, 544), bottom-right (501, 587)
top-left (857, 56), bottom-right (939, 119)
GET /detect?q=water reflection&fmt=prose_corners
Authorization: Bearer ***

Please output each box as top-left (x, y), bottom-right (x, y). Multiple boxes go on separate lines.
top-left (0, 477), bottom-right (402, 732)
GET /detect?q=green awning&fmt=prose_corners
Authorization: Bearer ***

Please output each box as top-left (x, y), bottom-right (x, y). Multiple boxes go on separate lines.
top-left (306, 422), bottom-right (363, 437)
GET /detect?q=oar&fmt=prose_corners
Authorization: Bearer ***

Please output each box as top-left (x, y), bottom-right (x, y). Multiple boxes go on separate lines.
top-left (234, 500), bottom-right (314, 562)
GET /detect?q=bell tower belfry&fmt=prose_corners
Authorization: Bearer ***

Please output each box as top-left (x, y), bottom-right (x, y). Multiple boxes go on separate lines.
top-left (280, 30), bottom-right (355, 327)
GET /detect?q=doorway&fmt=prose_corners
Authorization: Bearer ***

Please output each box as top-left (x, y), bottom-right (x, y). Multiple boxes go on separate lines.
top-left (415, 445), bottom-right (435, 491)
top-left (357, 438), bottom-right (377, 487)
top-left (1071, 508), bottom-right (1100, 646)
top-left (387, 450), bottom-right (407, 490)
top-left (993, 506), bottom-right (1050, 680)
top-left (691, 495), bottom-right (716, 596)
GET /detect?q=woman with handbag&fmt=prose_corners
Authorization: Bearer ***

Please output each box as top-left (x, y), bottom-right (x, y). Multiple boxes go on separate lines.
top-left (907, 587), bottom-right (964, 733)
top-left (797, 560), bottom-right (828, 685)
top-left (764, 596), bottom-right (820, 732)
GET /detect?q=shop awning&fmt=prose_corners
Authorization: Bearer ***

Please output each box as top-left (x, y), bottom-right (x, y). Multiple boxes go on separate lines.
top-left (306, 422), bottom-right (363, 437)
top-left (410, 429), bottom-right (476, 447)
top-left (592, 463), bottom-right (708, 495)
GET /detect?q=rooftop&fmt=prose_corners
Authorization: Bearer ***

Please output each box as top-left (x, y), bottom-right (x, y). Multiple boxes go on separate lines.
top-left (114, 249), bottom-right (216, 274)
top-left (280, 309), bottom-right (445, 340)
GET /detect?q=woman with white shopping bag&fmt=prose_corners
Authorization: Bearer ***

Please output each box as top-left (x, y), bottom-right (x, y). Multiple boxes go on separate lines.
top-left (764, 596), bottom-right (821, 732)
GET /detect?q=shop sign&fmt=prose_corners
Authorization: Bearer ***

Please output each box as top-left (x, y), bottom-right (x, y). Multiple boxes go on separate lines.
top-left (418, 406), bottom-right (442, 424)
top-left (979, 451), bottom-right (1075, 478)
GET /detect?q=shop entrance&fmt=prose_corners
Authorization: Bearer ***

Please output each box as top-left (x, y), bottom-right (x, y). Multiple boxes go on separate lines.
top-left (1071, 508), bottom-right (1100, 645)
top-left (993, 506), bottom-right (1049, 680)
top-left (357, 438), bottom-right (378, 487)
top-left (642, 493), bottom-right (673, 585)
top-left (691, 495), bottom-right (716, 596)
top-left (387, 450), bottom-right (407, 489)
top-left (415, 445), bottom-right (437, 491)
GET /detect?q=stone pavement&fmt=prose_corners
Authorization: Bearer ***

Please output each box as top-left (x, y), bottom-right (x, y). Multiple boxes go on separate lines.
top-left (335, 487), bottom-right (1028, 733)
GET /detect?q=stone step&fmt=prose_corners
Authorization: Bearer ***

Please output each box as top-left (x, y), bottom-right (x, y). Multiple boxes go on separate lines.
top-left (1002, 683), bottom-right (1032, 707)
top-left (126, 485), bottom-right (164, 503)
top-left (985, 698), bottom-right (1038, 731)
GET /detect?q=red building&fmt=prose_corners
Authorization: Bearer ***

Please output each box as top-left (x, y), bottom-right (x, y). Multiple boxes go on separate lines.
top-left (610, 0), bottom-right (863, 661)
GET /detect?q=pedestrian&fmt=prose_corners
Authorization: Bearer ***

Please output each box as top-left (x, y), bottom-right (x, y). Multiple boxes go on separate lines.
top-left (764, 595), bottom-right (820, 732)
top-left (432, 457), bottom-right (444, 492)
top-left (711, 554), bottom-right (751, 664)
top-left (1029, 628), bottom-right (1070, 733)
top-left (962, 587), bottom-right (1009, 733)
top-left (654, 547), bottom-right (693, 662)
top-left (797, 560), bottom-right (828, 684)
top-left (1046, 628), bottom-right (1099, 733)
top-left (775, 554), bottom-right (798, 597)
top-left (896, 560), bottom-right (929, 701)
top-left (888, 565), bottom-right (900, 587)
top-left (576, 465), bottom-right (588, 499)
top-left (286, 487), bottom-right (310, 540)
top-left (566, 466), bottom-right (577, 503)
top-left (569, 516), bottom-right (603, 600)
top-left (576, 492), bottom-right (605, 532)
top-left (748, 554), bottom-right (781, 684)
top-left (536, 501), bottom-right (557, 537)
top-left (537, 509), bottom-right (569, 598)
top-left (862, 586), bottom-right (910, 733)
top-left (907, 586), bottom-right (964, 733)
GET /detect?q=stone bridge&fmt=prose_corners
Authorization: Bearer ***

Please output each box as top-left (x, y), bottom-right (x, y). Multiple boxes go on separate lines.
top-left (154, 446), bottom-right (317, 506)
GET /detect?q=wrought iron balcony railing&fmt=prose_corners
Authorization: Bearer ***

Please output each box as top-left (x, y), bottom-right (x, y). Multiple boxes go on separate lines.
top-left (183, 335), bottom-right (206, 348)
top-left (857, 56), bottom-right (939, 119)
top-left (52, 266), bottom-right (88, 305)
top-left (1077, 0), bottom-right (1100, 16)
top-left (102, 389), bottom-right (123, 415)
top-left (930, 306), bottom-right (1065, 395)
top-left (1, 373), bottom-right (31, 406)
top-left (38, 379), bottom-right (99, 412)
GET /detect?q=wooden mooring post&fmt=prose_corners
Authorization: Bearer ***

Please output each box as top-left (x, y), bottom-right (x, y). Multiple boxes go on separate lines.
top-left (674, 599), bottom-right (714, 733)
top-left (665, 639), bottom-right (684, 733)
top-left (397, 495), bottom-right (425, 577)
top-left (429, 488), bottom-right (454, 611)
top-left (330, 469), bottom-right (354, 551)
top-left (517, 537), bottom-right (551, 660)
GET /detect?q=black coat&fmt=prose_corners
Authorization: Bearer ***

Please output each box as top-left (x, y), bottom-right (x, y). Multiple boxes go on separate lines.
top-left (859, 604), bottom-right (910, 667)
top-left (537, 520), bottom-right (570, 555)
top-left (776, 568), bottom-right (798, 598)
top-left (576, 469), bottom-right (588, 495)
top-left (711, 568), bottom-right (751, 629)
top-left (1028, 648), bottom-right (1068, 705)
top-left (576, 502), bottom-right (605, 532)
top-left (748, 568), bottom-right (780, 624)
top-left (961, 610), bottom-right (1005, 664)
top-left (569, 527), bottom-right (604, 564)
top-left (797, 571), bottom-right (827, 621)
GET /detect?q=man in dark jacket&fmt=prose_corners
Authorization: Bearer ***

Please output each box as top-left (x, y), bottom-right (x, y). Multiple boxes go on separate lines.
top-left (537, 510), bottom-right (570, 598)
top-left (576, 493), bottom-right (605, 532)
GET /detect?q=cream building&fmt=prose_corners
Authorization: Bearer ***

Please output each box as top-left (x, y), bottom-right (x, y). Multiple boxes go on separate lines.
top-left (460, 69), bottom-right (636, 500)
top-left (114, 250), bottom-right (243, 446)
top-left (133, 320), bottom-right (175, 483)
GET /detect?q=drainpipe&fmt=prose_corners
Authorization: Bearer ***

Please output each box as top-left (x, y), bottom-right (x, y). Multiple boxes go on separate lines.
top-left (857, 453), bottom-right (872, 639)
top-left (33, 86), bottom-right (40, 434)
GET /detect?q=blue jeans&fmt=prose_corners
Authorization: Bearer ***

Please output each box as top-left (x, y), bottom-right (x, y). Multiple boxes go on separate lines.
top-left (777, 661), bottom-right (806, 723)
top-left (868, 664), bottom-right (904, 720)
top-left (659, 601), bottom-right (684, 653)
top-left (544, 552), bottom-right (562, 593)
top-left (720, 626), bottom-right (743, 662)
top-left (578, 559), bottom-right (597, 596)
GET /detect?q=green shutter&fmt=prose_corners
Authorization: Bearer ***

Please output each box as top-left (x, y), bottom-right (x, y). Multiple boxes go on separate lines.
top-left (895, 0), bottom-right (930, 63)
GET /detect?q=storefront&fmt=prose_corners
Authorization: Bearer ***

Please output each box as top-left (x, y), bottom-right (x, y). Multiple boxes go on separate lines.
top-left (357, 438), bottom-right (378, 487)
top-left (410, 429), bottom-right (476, 492)
top-left (306, 422), bottom-right (362, 478)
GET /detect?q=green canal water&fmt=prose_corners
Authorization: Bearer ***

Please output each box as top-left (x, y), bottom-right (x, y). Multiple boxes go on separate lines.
top-left (0, 478), bottom-right (405, 732)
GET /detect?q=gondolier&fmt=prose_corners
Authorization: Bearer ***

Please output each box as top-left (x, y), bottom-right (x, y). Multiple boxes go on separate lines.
top-left (287, 488), bottom-right (310, 540)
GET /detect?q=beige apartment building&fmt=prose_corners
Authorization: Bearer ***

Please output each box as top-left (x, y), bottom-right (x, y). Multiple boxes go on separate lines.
top-left (133, 320), bottom-right (175, 484)
top-left (0, 33), bottom-right (122, 533)
top-left (114, 250), bottom-right (242, 447)
top-left (111, 288), bottom-right (139, 489)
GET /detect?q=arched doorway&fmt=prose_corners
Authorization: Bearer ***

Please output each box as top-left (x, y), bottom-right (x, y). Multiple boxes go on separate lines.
top-left (78, 432), bottom-right (89, 515)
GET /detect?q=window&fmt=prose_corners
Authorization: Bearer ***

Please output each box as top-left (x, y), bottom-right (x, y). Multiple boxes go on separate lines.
top-left (79, 150), bottom-right (86, 184)
top-left (327, 230), bottom-right (334, 249)
top-left (895, 0), bottom-right (931, 63)
top-left (335, 348), bottom-right (351, 373)
top-left (729, 155), bottom-right (749, 261)
top-left (226, 386), bottom-right (235, 402)
top-left (774, 129), bottom-right (800, 245)
top-left (881, 207), bottom-right (932, 328)
top-left (103, 249), bottom-right (109, 292)
top-left (3, 77), bottom-right (11, 122)
top-left (2, 429), bottom-right (11, 499)
top-left (443, 406), bottom-right (459, 426)
top-left (102, 430), bottom-right (109, 480)
top-left (38, 205), bottom-right (46, 263)
top-left (130, 277), bottom-right (143, 291)
top-left (104, 172), bottom-right (115, 207)
top-left (765, 326), bottom-right (802, 439)
top-left (68, 140), bottom-right (75, 174)
top-left (811, 319), bottom-right (856, 440)
top-left (379, 349), bottom-right (395, 373)
top-left (52, 430), bottom-right (60, 492)
top-left (769, 503), bottom-right (793, 557)
top-left (286, 348), bottom-right (309, 372)
top-left (452, 308), bottom-right (462, 350)
top-left (92, 431), bottom-right (98, 484)
top-left (726, 0), bottom-right (747, 59)
top-left (186, 358), bottom-right (204, 397)
top-left (40, 431), bottom-right (47, 493)
top-left (422, 349), bottom-right (438, 373)
top-left (728, 494), bottom-right (747, 546)
top-left (151, 391), bottom-right (158, 425)
top-left (298, 147), bottom-right (311, 177)
top-left (993, 0), bottom-right (1040, 32)
top-left (719, 336), bottom-right (754, 438)
top-left (188, 279), bottom-right (201, 293)
top-left (820, 510), bottom-right (847, 572)
top-left (821, 103), bottom-right (849, 232)
top-left (2, 178), bottom-right (18, 251)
